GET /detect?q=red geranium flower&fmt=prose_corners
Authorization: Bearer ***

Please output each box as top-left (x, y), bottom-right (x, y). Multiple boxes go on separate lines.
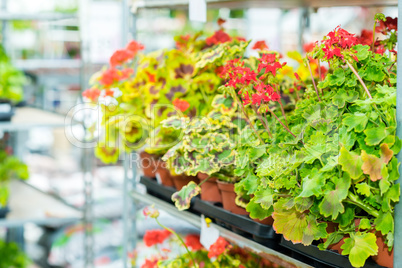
top-left (252, 40), bottom-right (269, 51)
top-left (236, 36), bottom-right (247, 42)
top-left (173, 98), bottom-right (190, 112)
top-left (206, 30), bottom-right (231, 46)
top-left (294, 72), bottom-right (301, 81)
top-left (356, 29), bottom-right (373, 46)
top-left (99, 68), bottom-right (121, 86)
top-left (141, 257), bottom-right (160, 268)
top-left (104, 88), bottom-right (114, 97)
top-left (126, 40), bottom-right (145, 54)
top-left (185, 234), bottom-right (204, 251)
top-left (82, 88), bottom-right (101, 102)
top-left (303, 42), bottom-right (316, 53)
top-left (376, 17), bottom-right (398, 34)
top-left (208, 237), bottom-right (231, 258)
top-left (217, 18), bottom-right (226, 27)
top-left (110, 49), bottom-right (133, 67)
top-left (143, 229), bottom-right (171, 247)
top-left (175, 34), bottom-right (191, 49)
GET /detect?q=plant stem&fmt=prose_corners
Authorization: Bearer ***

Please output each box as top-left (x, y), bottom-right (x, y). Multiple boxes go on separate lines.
top-left (372, 23), bottom-right (376, 52)
top-left (198, 175), bottom-right (211, 186)
top-left (267, 107), bottom-right (297, 139)
top-left (318, 60), bottom-right (322, 82)
top-left (155, 218), bottom-right (198, 268)
top-left (306, 59), bottom-right (322, 101)
top-left (251, 105), bottom-right (273, 138)
top-left (278, 101), bottom-right (288, 126)
top-left (233, 92), bottom-right (265, 144)
top-left (346, 61), bottom-right (372, 99)
top-left (346, 192), bottom-right (379, 218)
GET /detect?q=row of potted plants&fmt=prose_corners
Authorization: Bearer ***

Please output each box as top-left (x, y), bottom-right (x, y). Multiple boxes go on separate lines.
top-left (135, 206), bottom-right (281, 268)
top-left (85, 14), bottom-right (399, 268)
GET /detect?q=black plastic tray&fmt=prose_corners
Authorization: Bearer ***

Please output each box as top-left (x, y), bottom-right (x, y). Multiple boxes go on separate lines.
top-left (140, 176), bottom-right (281, 248)
top-left (280, 237), bottom-right (385, 268)
top-left (0, 206), bottom-right (10, 219)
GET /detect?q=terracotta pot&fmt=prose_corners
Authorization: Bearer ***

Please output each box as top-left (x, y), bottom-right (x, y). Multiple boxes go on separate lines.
top-left (217, 181), bottom-right (249, 215)
top-left (372, 232), bottom-right (393, 268)
top-left (155, 160), bottom-right (174, 187)
top-left (171, 175), bottom-right (198, 190)
top-left (139, 151), bottom-right (157, 178)
top-left (197, 173), bottom-right (222, 203)
top-left (253, 216), bottom-right (274, 225)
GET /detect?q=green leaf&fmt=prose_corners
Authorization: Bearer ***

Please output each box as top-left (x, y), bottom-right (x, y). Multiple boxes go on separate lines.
top-left (364, 126), bottom-right (394, 146)
top-left (298, 169), bottom-right (326, 197)
top-left (339, 126), bottom-right (357, 151)
top-left (273, 205), bottom-right (326, 245)
top-left (328, 68), bottom-right (345, 86)
top-left (319, 173), bottom-right (351, 220)
top-left (335, 206), bottom-right (355, 227)
top-left (381, 183), bottom-right (400, 212)
top-left (339, 147), bottom-right (363, 180)
top-left (374, 211), bottom-right (394, 236)
top-left (361, 150), bottom-right (385, 182)
top-left (246, 199), bottom-right (273, 220)
top-left (171, 181), bottom-right (200, 210)
top-left (236, 174), bottom-right (259, 195)
top-left (158, 259), bottom-right (183, 268)
top-left (341, 232), bottom-right (378, 268)
top-left (354, 44), bottom-right (370, 61)
top-left (359, 218), bottom-right (372, 230)
top-left (332, 89), bottom-right (359, 108)
top-left (356, 183), bottom-right (371, 197)
top-left (342, 113), bottom-right (368, 133)
top-left (249, 146), bottom-right (267, 161)
top-left (364, 65), bottom-right (386, 82)
top-left (254, 187), bottom-right (274, 210)
top-left (388, 157), bottom-right (400, 181)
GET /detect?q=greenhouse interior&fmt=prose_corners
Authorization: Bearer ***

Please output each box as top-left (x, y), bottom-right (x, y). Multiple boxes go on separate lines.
top-left (0, 0), bottom-right (401, 267)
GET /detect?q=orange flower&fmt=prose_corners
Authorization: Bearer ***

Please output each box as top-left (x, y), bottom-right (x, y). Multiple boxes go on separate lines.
top-left (208, 237), bottom-right (231, 258)
top-left (173, 98), bottom-right (190, 112)
top-left (126, 40), bottom-right (145, 54)
top-left (252, 40), bottom-right (269, 51)
top-left (110, 49), bottom-right (133, 67)
top-left (185, 234), bottom-right (203, 251)
top-left (143, 229), bottom-right (171, 247)
top-left (82, 88), bottom-right (101, 102)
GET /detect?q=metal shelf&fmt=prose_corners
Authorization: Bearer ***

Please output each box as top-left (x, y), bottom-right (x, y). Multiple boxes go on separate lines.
top-left (0, 12), bottom-right (77, 21)
top-left (133, 0), bottom-right (397, 10)
top-left (14, 59), bottom-right (81, 70)
top-left (131, 190), bottom-right (313, 268)
top-left (0, 180), bottom-right (82, 228)
top-left (0, 107), bottom-right (73, 132)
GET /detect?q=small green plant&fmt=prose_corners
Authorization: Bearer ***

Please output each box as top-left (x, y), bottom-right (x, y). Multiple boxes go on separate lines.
top-left (0, 45), bottom-right (25, 103)
top-left (0, 240), bottom-right (30, 268)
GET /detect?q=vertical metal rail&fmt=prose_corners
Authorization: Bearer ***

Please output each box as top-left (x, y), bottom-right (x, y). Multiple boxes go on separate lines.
top-left (122, 153), bottom-right (130, 268)
top-left (79, 0), bottom-right (94, 267)
top-left (394, 1), bottom-right (402, 266)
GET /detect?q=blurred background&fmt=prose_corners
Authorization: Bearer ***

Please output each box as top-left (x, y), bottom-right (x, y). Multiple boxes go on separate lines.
top-left (0, 0), bottom-right (397, 267)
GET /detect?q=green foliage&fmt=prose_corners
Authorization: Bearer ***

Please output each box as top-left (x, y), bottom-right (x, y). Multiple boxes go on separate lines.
top-left (0, 240), bottom-right (30, 268)
top-left (0, 45), bottom-right (25, 102)
top-left (171, 181), bottom-right (201, 210)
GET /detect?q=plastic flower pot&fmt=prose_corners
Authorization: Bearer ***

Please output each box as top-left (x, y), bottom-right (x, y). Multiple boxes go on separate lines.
top-left (252, 216), bottom-right (274, 225)
top-left (171, 174), bottom-right (198, 190)
top-left (372, 232), bottom-right (393, 268)
top-left (139, 151), bottom-right (158, 178)
top-left (155, 160), bottom-right (174, 187)
top-left (197, 173), bottom-right (222, 203)
top-left (216, 180), bottom-right (248, 215)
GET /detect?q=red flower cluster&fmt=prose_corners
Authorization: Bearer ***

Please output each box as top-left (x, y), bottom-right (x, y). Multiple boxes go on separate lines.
top-left (143, 229), bottom-right (171, 247)
top-left (206, 30), bottom-right (231, 46)
top-left (173, 98), bottom-right (190, 112)
top-left (109, 41), bottom-right (144, 67)
top-left (126, 40), bottom-right (145, 54)
top-left (376, 17), bottom-right (398, 34)
top-left (185, 234), bottom-right (204, 251)
top-left (141, 256), bottom-right (162, 268)
top-left (175, 34), bottom-right (191, 49)
top-left (217, 18), bottom-right (226, 27)
top-left (321, 26), bottom-right (358, 60)
top-left (221, 59), bottom-right (256, 88)
top-left (356, 29), bottom-right (373, 46)
top-left (82, 88), bottom-right (101, 102)
top-left (208, 237), bottom-right (231, 258)
top-left (252, 40), bottom-right (269, 51)
top-left (303, 42), bottom-right (316, 53)
top-left (99, 68), bottom-right (133, 86)
top-left (258, 53), bottom-right (286, 76)
top-left (250, 83), bottom-right (280, 105)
